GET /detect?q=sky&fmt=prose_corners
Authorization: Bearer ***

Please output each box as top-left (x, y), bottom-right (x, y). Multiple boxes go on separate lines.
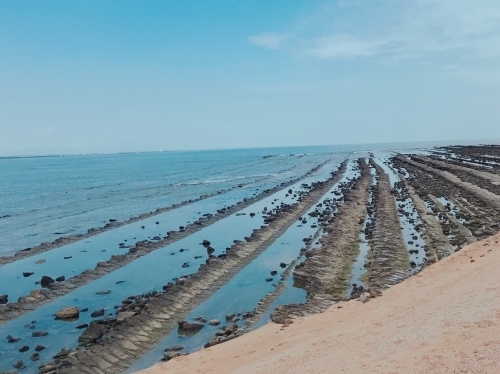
top-left (1, 0), bottom-right (500, 155)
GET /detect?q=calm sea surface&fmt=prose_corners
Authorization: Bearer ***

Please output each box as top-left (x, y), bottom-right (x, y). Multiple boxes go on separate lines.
top-left (0, 141), bottom-right (480, 255)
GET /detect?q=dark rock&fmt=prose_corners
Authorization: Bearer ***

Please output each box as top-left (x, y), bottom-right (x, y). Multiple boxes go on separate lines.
top-left (35, 344), bottom-right (46, 352)
top-left (31, 352), bottom-right (40, 361)
top-left (96, 290), bottom-right (111, 295)
top-left (280, 262), bottom-right (287, 268)
top-left (266, 277), bottom-right (273, 282)
top-left (64, 256), bottom-right (72, 259)
top-left (0, 294), bottom-right (8, 304)
top-left (270, 270), bottom-right (278, 276)
top-left (91, 308), bottom-right (105, 318)
top-left (177, 321), bottom-right (204, 331)
top-left (202, 239), bottom-right (211, 247)
top-left (55, 275), bottom-right (65, 282)
top-left (165, 345), bottom-right (184, 352)
top-left (23, 272), bottom-right (34, 277)
top-left (19, 345), bottom-right (29, 352)
top-left (78, 322), bottom-right (105, 345)
top-left (13, 360), bottom-right (25, 370)
top-left (40, 276), bottom-right (55, 288)
top-left (32, 331), bottom-right (48, 337)
top-left (75, 323), bottom-right (89, 329)
top-left (8, 337), bottom-right (20, 343)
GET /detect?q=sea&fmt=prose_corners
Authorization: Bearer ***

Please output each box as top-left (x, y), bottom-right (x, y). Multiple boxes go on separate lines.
top-left (0, 141), bottom-right (487, 256)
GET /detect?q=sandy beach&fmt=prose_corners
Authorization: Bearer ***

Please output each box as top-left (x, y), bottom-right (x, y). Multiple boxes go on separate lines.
top-left (138, 232), bottom-right (500, 374)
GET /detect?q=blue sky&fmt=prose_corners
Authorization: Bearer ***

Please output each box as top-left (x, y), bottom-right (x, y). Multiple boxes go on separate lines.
top-left (1, 0), bottom-right (500, 155)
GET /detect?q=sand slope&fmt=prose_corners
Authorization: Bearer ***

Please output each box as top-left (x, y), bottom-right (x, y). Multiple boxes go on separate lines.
top-left (137, 233), bottom-right (500, 374)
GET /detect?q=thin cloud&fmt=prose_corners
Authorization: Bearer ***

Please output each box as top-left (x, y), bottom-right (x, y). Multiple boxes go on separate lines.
top-left (251, 0), bottom-right (500, 62)
top-left (248, 32), bottom-right (286, 50)
top-left (305, 34), bottom-right (390, 60)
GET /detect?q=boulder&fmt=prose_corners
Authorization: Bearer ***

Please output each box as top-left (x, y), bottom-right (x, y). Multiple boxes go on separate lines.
top-left (208, 319), bottom-right (220, 326)
top-left (55, 306), bottom-right (79, 320)
top-left (95, 290), bottom-right (111, 295)
top-left (0, 294), bottom-right (8, 304)
top-left (55, 275), bottom-right (65, 282)
top-left (19, 345), bottom-right (29, 352)
top-left (91, 308), bottom-right (105, 318)
top-left (35, 345), bottom-right (46, 351)
top-left (32, 331), bottom-right (48, 337)
top-left (40, 275), bottom-right (54, 288)
top-left (177, 321), bottom-right (204, 331)
top-left (202, 239), bottom-right (211, 247)
top-left (31, 352), bottom-right (40, 361)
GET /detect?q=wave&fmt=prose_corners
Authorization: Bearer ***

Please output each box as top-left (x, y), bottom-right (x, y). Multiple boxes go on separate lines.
top-left (171, 172), bottom-right (291, 187)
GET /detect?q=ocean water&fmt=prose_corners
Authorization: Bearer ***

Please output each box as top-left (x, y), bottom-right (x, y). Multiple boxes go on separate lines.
top-left (0, 142), bottom-right (449, 255)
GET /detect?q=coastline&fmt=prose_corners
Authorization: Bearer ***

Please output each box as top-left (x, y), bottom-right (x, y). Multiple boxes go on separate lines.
top-left (137, 231), bottom-right (500, 374)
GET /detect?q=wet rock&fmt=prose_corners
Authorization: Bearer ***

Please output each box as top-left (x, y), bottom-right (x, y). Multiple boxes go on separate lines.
top-left (266, 277), bottom-right (273, 282)
top-left (96, 290), bottom-right (111, 295)
top-left (0, 294), bottom-right (8, 304)
top-left (53, 348), bottom-right (72, 359)
top-left (194, 316), bottom-right (207, 323)
top-left (36, 259), bottom-right (46, 264)
top-left (91, 308), bottom-right (105, 318)
top-left (270, 270), bottom-right (278, 276)
top-left (31, 352), bottom-right (40, 361)
top-left (78, 322), bottom-right (105, 345)
top-left (32, 331), bottom-right (48, 337)
top-left (55, 275), bottom-right (65, 282)
top-left (23, 272), bottom-right (34, 277)
top-left (75, 323), bottom-right (89, 329)
top-left (165, 345), bottom-right (184, 352)
top-left (35, 344), bottom-right (46, 351)
top-left (13, 360), bottom-right (25, 370)
top-left (64, 256), bottom-right (72, 259)
top-left (8, 336), bottom-right (21, 343)
top-left (280, 262), bottom-right (287, 268)
top-left (19, 345), bottom-right (29, 352)
top-left (177, 321), bottom-right (204, 331)
top-left (208, 319), bottom-right (220, 326)
top-left (55, 306), bottom-right (79, 320)
top-left (182, 262), bottom-right (190, 268)
top-left (226, 313), bottom-right (236, 321)
top-left (164, 351), bottom-right (181, 361)
top-left (40, 275), bottom-right (54, 288)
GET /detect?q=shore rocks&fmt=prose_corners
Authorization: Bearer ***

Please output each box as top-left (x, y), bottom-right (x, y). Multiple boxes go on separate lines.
top-left (55, 306), bottom-right (79, 320)
top-left (32, 331), bottom-right (48, 337)
top-left (40, 275), bottom-right (54, 288)
top-left (78, 322), bottom-right (105, 345)
top-left (209, 319), bottom-right (220, 326)
top-left (177, 321), bottom-right (204, 331)
top-left (0, 294), bottom-right (8, 304)
top-left (91, 308), bottom-right (105, 318)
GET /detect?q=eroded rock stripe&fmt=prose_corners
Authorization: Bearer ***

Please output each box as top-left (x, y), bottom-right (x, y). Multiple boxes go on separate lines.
top-left (38, 163), bottom-right (349, 374)
top-left (365, 159), bottom-right (410, 295)
top-left (271, 159), bottom-right (371, 323)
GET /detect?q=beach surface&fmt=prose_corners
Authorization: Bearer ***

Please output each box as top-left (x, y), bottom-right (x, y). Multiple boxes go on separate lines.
top-left (137, 232), bottom-right (500, 374)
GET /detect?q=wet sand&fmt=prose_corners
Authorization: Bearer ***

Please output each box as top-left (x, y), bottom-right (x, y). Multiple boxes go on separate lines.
top-left (137, 232), bottom-right (500, 374)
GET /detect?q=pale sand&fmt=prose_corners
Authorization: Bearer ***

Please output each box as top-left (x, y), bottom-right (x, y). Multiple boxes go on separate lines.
top-left (137, 233), bottom-right (500, 374)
